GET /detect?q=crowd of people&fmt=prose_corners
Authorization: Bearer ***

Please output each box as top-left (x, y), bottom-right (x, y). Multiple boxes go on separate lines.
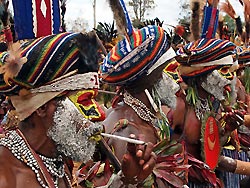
top-left (0, 0), bottom-right (249, 187)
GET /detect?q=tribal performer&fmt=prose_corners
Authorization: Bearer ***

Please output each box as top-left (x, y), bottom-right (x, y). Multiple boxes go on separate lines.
top-left (171, 36), bottom-right (250, 188)
top-left (95, 0), bottom-right (193, 187)
top-left (222, 47), bottom-right (250, 188)
top-left (0, 31), bottom-right (156, 188)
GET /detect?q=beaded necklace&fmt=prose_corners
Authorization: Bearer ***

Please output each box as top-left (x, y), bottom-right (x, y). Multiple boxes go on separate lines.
top-left (0, 130), bottom-right (72, 188)
top-left (195, 97), bottom-right (210, 120)
top-left (123, 91), bottom-right (156, 124)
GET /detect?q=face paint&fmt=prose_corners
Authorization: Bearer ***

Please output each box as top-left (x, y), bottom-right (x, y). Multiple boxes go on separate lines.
top-left (47, 97), bottom-right (103, 162)
top-left (218, 67), bottom-right (237, 105)
top-left (201, 70), bottom-right (232, 101)
top-left (68, 89), bottom-right (105, 121)
top-left (153, 72), bottom-right (180, 109)
top-left (218, 66), bottom-right (234, 80)
top-left (163, 60), bottom-right (183, 84)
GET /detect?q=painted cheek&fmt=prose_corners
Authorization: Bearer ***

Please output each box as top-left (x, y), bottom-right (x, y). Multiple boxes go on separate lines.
top-left (69, 90), bottom-right (106, 122)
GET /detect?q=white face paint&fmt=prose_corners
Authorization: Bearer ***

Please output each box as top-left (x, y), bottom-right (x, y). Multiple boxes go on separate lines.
top-left (153, 73), bottom-right (180, 109)
top-left (47, 97), bottom-right (103, 162)
top-left (201, 70), bottom-right (232, 101)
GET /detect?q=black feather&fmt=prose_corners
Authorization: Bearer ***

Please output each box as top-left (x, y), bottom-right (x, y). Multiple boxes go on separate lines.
top-left (75, 32), bottom-right (99, 73)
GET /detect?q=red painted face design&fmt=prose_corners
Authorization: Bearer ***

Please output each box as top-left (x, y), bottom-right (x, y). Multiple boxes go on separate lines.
top-left (218, 66), bottom-right (234, 80)
top-left (163, 60), bottom-right (183, 84)
top-left (68, 89), bottom-right (106, 122)
top-left (218, 67), bottom-right (234, 93)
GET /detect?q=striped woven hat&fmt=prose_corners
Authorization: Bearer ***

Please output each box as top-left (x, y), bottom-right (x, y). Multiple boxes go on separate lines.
top-left (0, 32), bottom-right (99, 95)
top-left (237, 48), bottom-right (250, 66)
top-left (100, 25), bottom-right (176, 85)
top-left (0, 32), bottom-right (100, 121)
top-left (176, 38), bottom-right (236, 77)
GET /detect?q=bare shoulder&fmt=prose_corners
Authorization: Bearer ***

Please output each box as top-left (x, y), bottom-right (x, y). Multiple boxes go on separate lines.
top-left (0, 146), bottom-right (17, 188)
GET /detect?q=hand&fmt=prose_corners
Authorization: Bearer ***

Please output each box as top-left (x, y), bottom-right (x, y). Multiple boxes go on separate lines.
top-left (121, 134), bottom-right (156, 185)
top-left (224, 110), bottom-right (244, 132)
top-left (219, 0), bottom-right (237, 19)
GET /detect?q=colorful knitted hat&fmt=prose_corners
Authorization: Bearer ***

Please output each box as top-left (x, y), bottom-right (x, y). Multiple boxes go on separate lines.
top-left (237, 48), bottom-right (250, 66)
top-left (0, 32), bottom-right (99, 120)
top-left (176, 38), bottom-right (236, 77)
top-left (100, 25), bottom-right (176, 85)
top-left (0, 32), bottom-right (99, 95)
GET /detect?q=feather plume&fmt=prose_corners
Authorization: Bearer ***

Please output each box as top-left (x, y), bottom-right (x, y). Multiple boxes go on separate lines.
top-left (107, 0), bottom-right (133, 37)
top-left (0, 43), bottom-right (27, 86)
top-left (190, 0), bottom-right (201, 41)
top-left (60, 0), bottom-right (67, 32)
top-left (219, 0), bottom-right (237, 19)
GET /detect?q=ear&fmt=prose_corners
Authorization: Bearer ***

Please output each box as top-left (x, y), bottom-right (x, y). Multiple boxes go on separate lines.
top-left (35, 103), bottom-right (49, 118)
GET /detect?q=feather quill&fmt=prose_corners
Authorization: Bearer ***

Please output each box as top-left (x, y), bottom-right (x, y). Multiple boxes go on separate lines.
top-left (107, 0), bottom-right (133, 37)
top-left (190, 0), bottom-right (201, 41)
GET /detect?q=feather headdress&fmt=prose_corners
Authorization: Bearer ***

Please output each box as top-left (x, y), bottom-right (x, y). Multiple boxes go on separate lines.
top-left (0, 43), bottom-right (27, 86)
top-left (107, 0), bottom-right (133, 38)
top-left (190, 0), bottom-right (202, 41)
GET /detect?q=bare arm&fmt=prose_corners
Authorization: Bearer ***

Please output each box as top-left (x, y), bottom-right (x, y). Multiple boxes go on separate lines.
top-left (0, 147), bottom-right (16, 188)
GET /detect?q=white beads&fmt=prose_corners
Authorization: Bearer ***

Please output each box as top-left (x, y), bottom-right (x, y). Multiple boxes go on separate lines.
top-left (123, 91), bottom-right (156, 124)
top-left (0, 130), bottom-right (72, 188)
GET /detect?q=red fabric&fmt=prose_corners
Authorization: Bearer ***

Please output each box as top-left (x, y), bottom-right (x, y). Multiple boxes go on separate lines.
top-left (35, 0), bottom-right (52, 37)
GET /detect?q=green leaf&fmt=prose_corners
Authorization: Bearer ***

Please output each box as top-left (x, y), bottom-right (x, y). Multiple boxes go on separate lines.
top-left (85, 180), bottom-right (94, 188)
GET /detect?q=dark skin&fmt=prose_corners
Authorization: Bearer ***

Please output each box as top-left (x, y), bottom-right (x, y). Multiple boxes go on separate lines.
top-left (104, 91), bottom-right (158, 161)
top-left (0, 98), bottom-right (156, 188)
top-left (103, 62), bottom-right (171, 163)
top-left (237, 69), bottom-right (250, 113)
top-left (165, 77), bottom-right (245, 169)
top-left (0, 100), bottom-right (71, 188)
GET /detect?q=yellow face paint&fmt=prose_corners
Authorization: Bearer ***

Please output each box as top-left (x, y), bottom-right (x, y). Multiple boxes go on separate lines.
top-left (218, 66), bottom-right (234, 80)
top-left (163, 60), bottom-right (183, 84)
top-left (68, 89), bottom-right (105, 122)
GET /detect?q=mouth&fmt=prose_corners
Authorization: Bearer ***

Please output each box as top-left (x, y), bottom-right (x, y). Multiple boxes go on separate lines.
top-left (223, 85), bottom-right (231, 98)
top-left (77, 121), bottom-right (104, 142)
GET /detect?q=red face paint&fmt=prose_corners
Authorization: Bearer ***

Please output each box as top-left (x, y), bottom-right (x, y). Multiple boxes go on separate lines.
top-left (68, 89), bottom-right (105, 122)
